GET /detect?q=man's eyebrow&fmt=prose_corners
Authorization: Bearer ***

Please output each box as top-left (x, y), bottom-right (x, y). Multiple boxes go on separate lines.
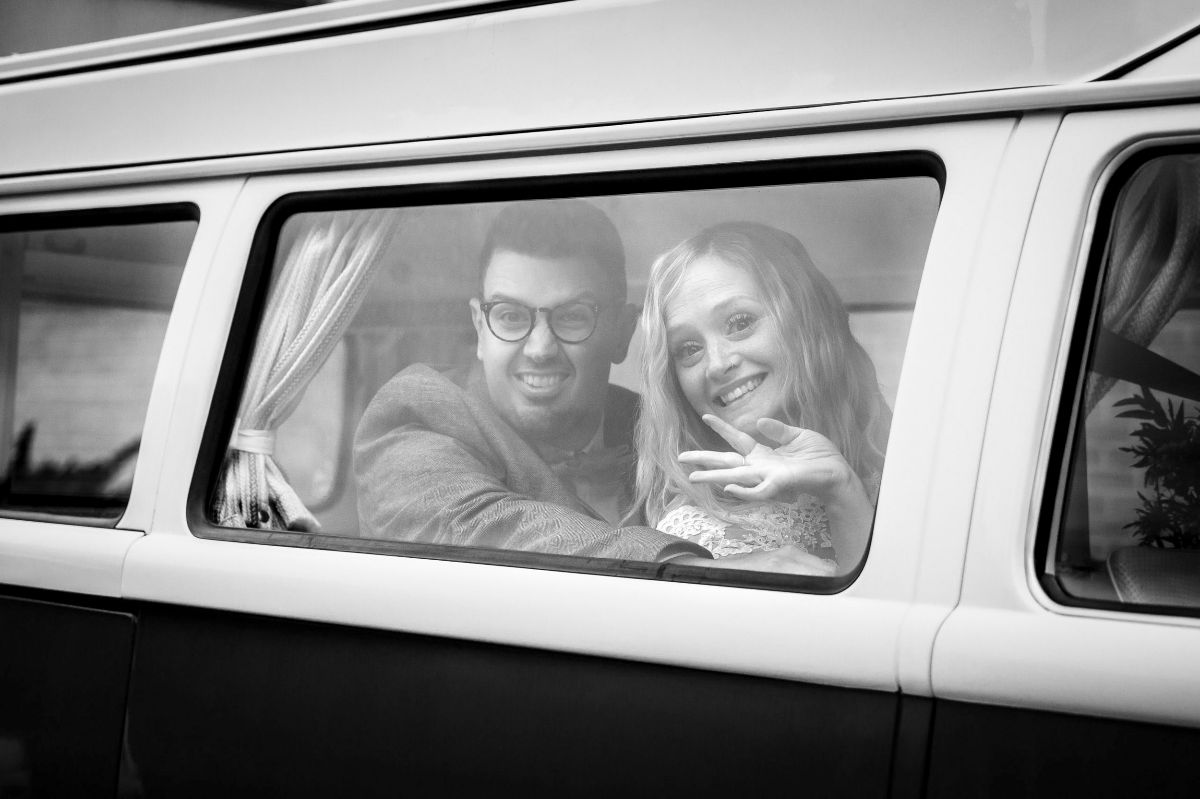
top-left (484, 291), bottom-right (602, 304)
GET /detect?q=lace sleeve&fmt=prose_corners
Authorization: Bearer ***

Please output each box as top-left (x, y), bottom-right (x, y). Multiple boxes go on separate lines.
top-left (657, 497), bottom-right (837, 564)
top-left (657, 504), bottom-right (758, 557)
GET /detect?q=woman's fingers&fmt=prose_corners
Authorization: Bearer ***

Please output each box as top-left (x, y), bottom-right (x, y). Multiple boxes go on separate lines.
top-left (686, 466), bottom-right (761, 488)
top-left (720, 483), bottom-right (771, 501)
top-left (678, 450), bottom-right (744, 469)
top-left (757, 417), bottom-right (805, 446)
top-left (701, 414), bottom-right (758, 455)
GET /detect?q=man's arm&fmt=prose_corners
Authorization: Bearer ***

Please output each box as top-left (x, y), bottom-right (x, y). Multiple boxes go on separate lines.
top-left (356, 422), bottom-right (706, 562)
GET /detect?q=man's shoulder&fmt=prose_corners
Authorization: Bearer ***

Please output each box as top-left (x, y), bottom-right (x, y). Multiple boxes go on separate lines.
top-left (603, 382), bottom-right (641, 448)
top-left (386, 362), bottom-right (470, 392)
top-left (605, 382), bottom-right (640, 416)
top-left (366, 363), bottom-right (478, 410)
top-left (355, 363), bottom-right (482, 442)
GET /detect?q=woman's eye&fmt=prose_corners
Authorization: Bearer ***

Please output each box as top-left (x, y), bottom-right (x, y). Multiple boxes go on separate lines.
top-left (727, 312), bottom-right (757, 334)
top-left (672, 342), bottom-right (703, 365)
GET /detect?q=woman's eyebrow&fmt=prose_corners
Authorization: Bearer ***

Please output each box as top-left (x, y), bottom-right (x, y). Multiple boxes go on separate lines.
top-left (664, 316), bottom-right (693, 338)
top-left (709, 295), bottom-right (759, 315)
top-left (664, 293), bottom-right (758, 333)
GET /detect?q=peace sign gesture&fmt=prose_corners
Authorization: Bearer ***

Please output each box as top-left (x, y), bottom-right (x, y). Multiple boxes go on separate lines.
top-left (679, 414), bottom-right (858, 504)
top-left (678, 414), bottom-right (876, 568)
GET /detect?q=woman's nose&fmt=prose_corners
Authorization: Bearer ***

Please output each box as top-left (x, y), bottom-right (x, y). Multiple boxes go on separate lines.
top-left (705, 341), bottom-right (739, 380)
top-left (522, 314), bottom-right (560, 360)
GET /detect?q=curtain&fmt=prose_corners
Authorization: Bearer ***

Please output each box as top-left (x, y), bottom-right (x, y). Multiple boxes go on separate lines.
top-left (1086, 157), bottom-right (1200, 414)
top-left (212, 208), bottom-right (401, 531)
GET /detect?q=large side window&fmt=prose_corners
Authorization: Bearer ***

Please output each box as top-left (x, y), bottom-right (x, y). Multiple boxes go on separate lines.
top-left (1044, 152), bottom-right (1200, 612)
top-left (0, 210), bottom-right (196, 519)
top-left (203, 163), bottom-right (940, 588)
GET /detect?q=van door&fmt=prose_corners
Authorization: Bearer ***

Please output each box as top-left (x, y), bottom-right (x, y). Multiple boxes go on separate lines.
top-left (0, 180), bottom-right (241, 796)
top-left (928, 104), bottom-right (1200, 796)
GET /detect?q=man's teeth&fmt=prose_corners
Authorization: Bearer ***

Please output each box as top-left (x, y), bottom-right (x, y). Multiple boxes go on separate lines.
top-left (520, 374), bottom-right (565, 388)
top-left (717, 376), bottom-right (763, 407)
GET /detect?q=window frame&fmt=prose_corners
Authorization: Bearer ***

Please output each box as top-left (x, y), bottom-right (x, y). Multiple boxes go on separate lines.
top-left (188, 152), bottom-right (945, 595)
top-left (1036, 141), bottom-right (1200, 619)
top-left (0, 202), bottom-right (199, 526)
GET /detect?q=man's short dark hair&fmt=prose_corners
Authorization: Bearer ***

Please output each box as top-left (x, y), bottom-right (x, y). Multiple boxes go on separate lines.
top-left (479, 199), bottom-right (627, 299)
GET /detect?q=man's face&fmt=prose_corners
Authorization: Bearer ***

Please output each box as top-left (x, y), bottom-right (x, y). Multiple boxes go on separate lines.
top-left (470, 250), bottom-right (634, 452)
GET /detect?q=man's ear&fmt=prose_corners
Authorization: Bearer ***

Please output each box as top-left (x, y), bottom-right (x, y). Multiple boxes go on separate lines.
top-left (608, 302), bottom-right (639, 364)
top-left (469, 297), bottom-right (486, 361)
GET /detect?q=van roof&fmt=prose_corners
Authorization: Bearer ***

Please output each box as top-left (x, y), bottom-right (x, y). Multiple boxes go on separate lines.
top-left (3, 0), bottom-right (1199, 93)
top-left (4, 0), bottom-right (1200, 183)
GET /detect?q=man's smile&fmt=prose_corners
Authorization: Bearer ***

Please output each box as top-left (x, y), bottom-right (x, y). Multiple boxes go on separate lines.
top-left (514, 370), bottom-right (572, 398)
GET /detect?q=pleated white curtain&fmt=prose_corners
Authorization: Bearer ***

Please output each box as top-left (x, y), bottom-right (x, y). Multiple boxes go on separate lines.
top-left (1086, 156), bottom-right (1200, 413)
top-left (213, 208), bottom-right (401, 531)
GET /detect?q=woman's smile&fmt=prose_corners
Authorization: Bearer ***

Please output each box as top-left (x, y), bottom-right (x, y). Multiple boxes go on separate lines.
top-left (664, 254), bottom-right (787, 437)
top-left (714, 373), bottom-right (766, 407)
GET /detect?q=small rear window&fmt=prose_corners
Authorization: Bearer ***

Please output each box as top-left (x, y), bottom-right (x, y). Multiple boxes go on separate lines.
top-left (0, 209), bottom-right (196, 519)
top-left (1043, 151), bottom-right (1200, 613)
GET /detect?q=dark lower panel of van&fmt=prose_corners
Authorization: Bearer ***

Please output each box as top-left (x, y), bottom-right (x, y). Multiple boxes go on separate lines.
top-left (925, 698), bottom-right (1200, 798)
top-left (121, 603), bottom-right (899, 798)
top-left (0, 593), bottom-right (136, 798)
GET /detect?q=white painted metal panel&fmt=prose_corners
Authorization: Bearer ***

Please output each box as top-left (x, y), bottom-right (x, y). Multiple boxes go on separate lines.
top-left (6, 78), bottom-right (1200, 199)
top-left (0, 521), bottom-right (140, 597)
top-left (4, 0), bottom-right (1199, 178)
top-left (932, 105), bottom-right (1200, 728)
top-left (894, 112), bottom-right (1062, 695)
top-left (0, 179), bottom-right (244, 596)
top-left (122, 118), bottom-right (1015, 686)
top-left (6, 0), bottom-right (1200, 91)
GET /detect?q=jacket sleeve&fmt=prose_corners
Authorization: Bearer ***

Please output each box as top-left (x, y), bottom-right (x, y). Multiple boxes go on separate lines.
top-left (353, 370), bottom-right (710, 562)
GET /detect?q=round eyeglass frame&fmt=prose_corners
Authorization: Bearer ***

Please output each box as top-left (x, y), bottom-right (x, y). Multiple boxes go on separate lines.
top-left (479, 300), bottom-right (603, 344)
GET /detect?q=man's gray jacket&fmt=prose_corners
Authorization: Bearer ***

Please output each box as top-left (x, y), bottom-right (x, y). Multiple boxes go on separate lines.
top-left (354, 364), bottom-right (709, 562)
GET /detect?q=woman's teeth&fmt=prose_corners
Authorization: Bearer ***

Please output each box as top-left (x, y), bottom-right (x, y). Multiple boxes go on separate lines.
top-left (716, 375), bottom-right (764, 407)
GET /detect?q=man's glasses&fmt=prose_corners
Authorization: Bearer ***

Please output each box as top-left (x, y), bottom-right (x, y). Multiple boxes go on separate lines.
top-left (480, 300), bottom-right (602, 344)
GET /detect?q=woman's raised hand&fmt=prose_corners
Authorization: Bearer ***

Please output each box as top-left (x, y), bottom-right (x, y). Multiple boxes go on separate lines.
top-left (679, 414), bottom-right (859, 504)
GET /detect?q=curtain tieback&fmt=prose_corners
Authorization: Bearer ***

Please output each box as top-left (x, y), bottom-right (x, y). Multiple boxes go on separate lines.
top-left (232, 428), bottom-right (276, 456)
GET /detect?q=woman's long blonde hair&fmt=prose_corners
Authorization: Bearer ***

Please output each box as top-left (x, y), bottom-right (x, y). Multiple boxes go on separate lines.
top-left (634, 221), bottom-right (892, 525)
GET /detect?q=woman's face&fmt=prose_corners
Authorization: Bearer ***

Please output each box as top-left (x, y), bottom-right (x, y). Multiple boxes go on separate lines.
top-left (664, 254), bottom-right (788, 439)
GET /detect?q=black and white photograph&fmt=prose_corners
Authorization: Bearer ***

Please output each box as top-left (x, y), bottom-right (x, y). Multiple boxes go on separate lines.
top-left (3, 1), bottom-right (1200, 796)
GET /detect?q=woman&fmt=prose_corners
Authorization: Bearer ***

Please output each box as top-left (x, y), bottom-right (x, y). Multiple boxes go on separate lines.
top-left (634, 221), bottom-right (891, 574)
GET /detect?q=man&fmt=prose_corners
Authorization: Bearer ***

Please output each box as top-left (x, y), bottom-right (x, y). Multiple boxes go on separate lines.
top-left (354, 199), bottom-right (710, 561)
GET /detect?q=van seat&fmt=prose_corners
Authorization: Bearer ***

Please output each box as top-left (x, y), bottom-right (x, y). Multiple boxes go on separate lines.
top-left (1107, 547), bottom-right (1200, 609)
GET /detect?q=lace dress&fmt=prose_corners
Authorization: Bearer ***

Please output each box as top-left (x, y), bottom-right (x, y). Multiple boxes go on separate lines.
top-left (657, 494), bottom-right (837, 565)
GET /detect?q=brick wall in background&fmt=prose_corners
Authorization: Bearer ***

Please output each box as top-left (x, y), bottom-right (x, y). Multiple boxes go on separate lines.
top-left (13, 302), bottom-right (169, 470)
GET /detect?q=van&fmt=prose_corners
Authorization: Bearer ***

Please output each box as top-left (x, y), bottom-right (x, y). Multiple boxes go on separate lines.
top-left (4, 1), bottom-right (1200, 795)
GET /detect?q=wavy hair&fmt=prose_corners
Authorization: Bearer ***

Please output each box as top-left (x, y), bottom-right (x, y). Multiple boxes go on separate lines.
top-left (633, 221), bottom-right (892, 525)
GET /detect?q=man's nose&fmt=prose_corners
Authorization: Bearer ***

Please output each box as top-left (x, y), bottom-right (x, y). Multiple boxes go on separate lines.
top-left (522, 313), bottom-right (560, 361)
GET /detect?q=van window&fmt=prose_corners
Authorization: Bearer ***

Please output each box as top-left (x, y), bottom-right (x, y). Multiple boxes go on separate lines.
top-left (205, 165), bottom-right (940, 587)
top-left (1045, 152), bottom-right (1200, 612)
top-left (0, 211), bottom-right (196, 518)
